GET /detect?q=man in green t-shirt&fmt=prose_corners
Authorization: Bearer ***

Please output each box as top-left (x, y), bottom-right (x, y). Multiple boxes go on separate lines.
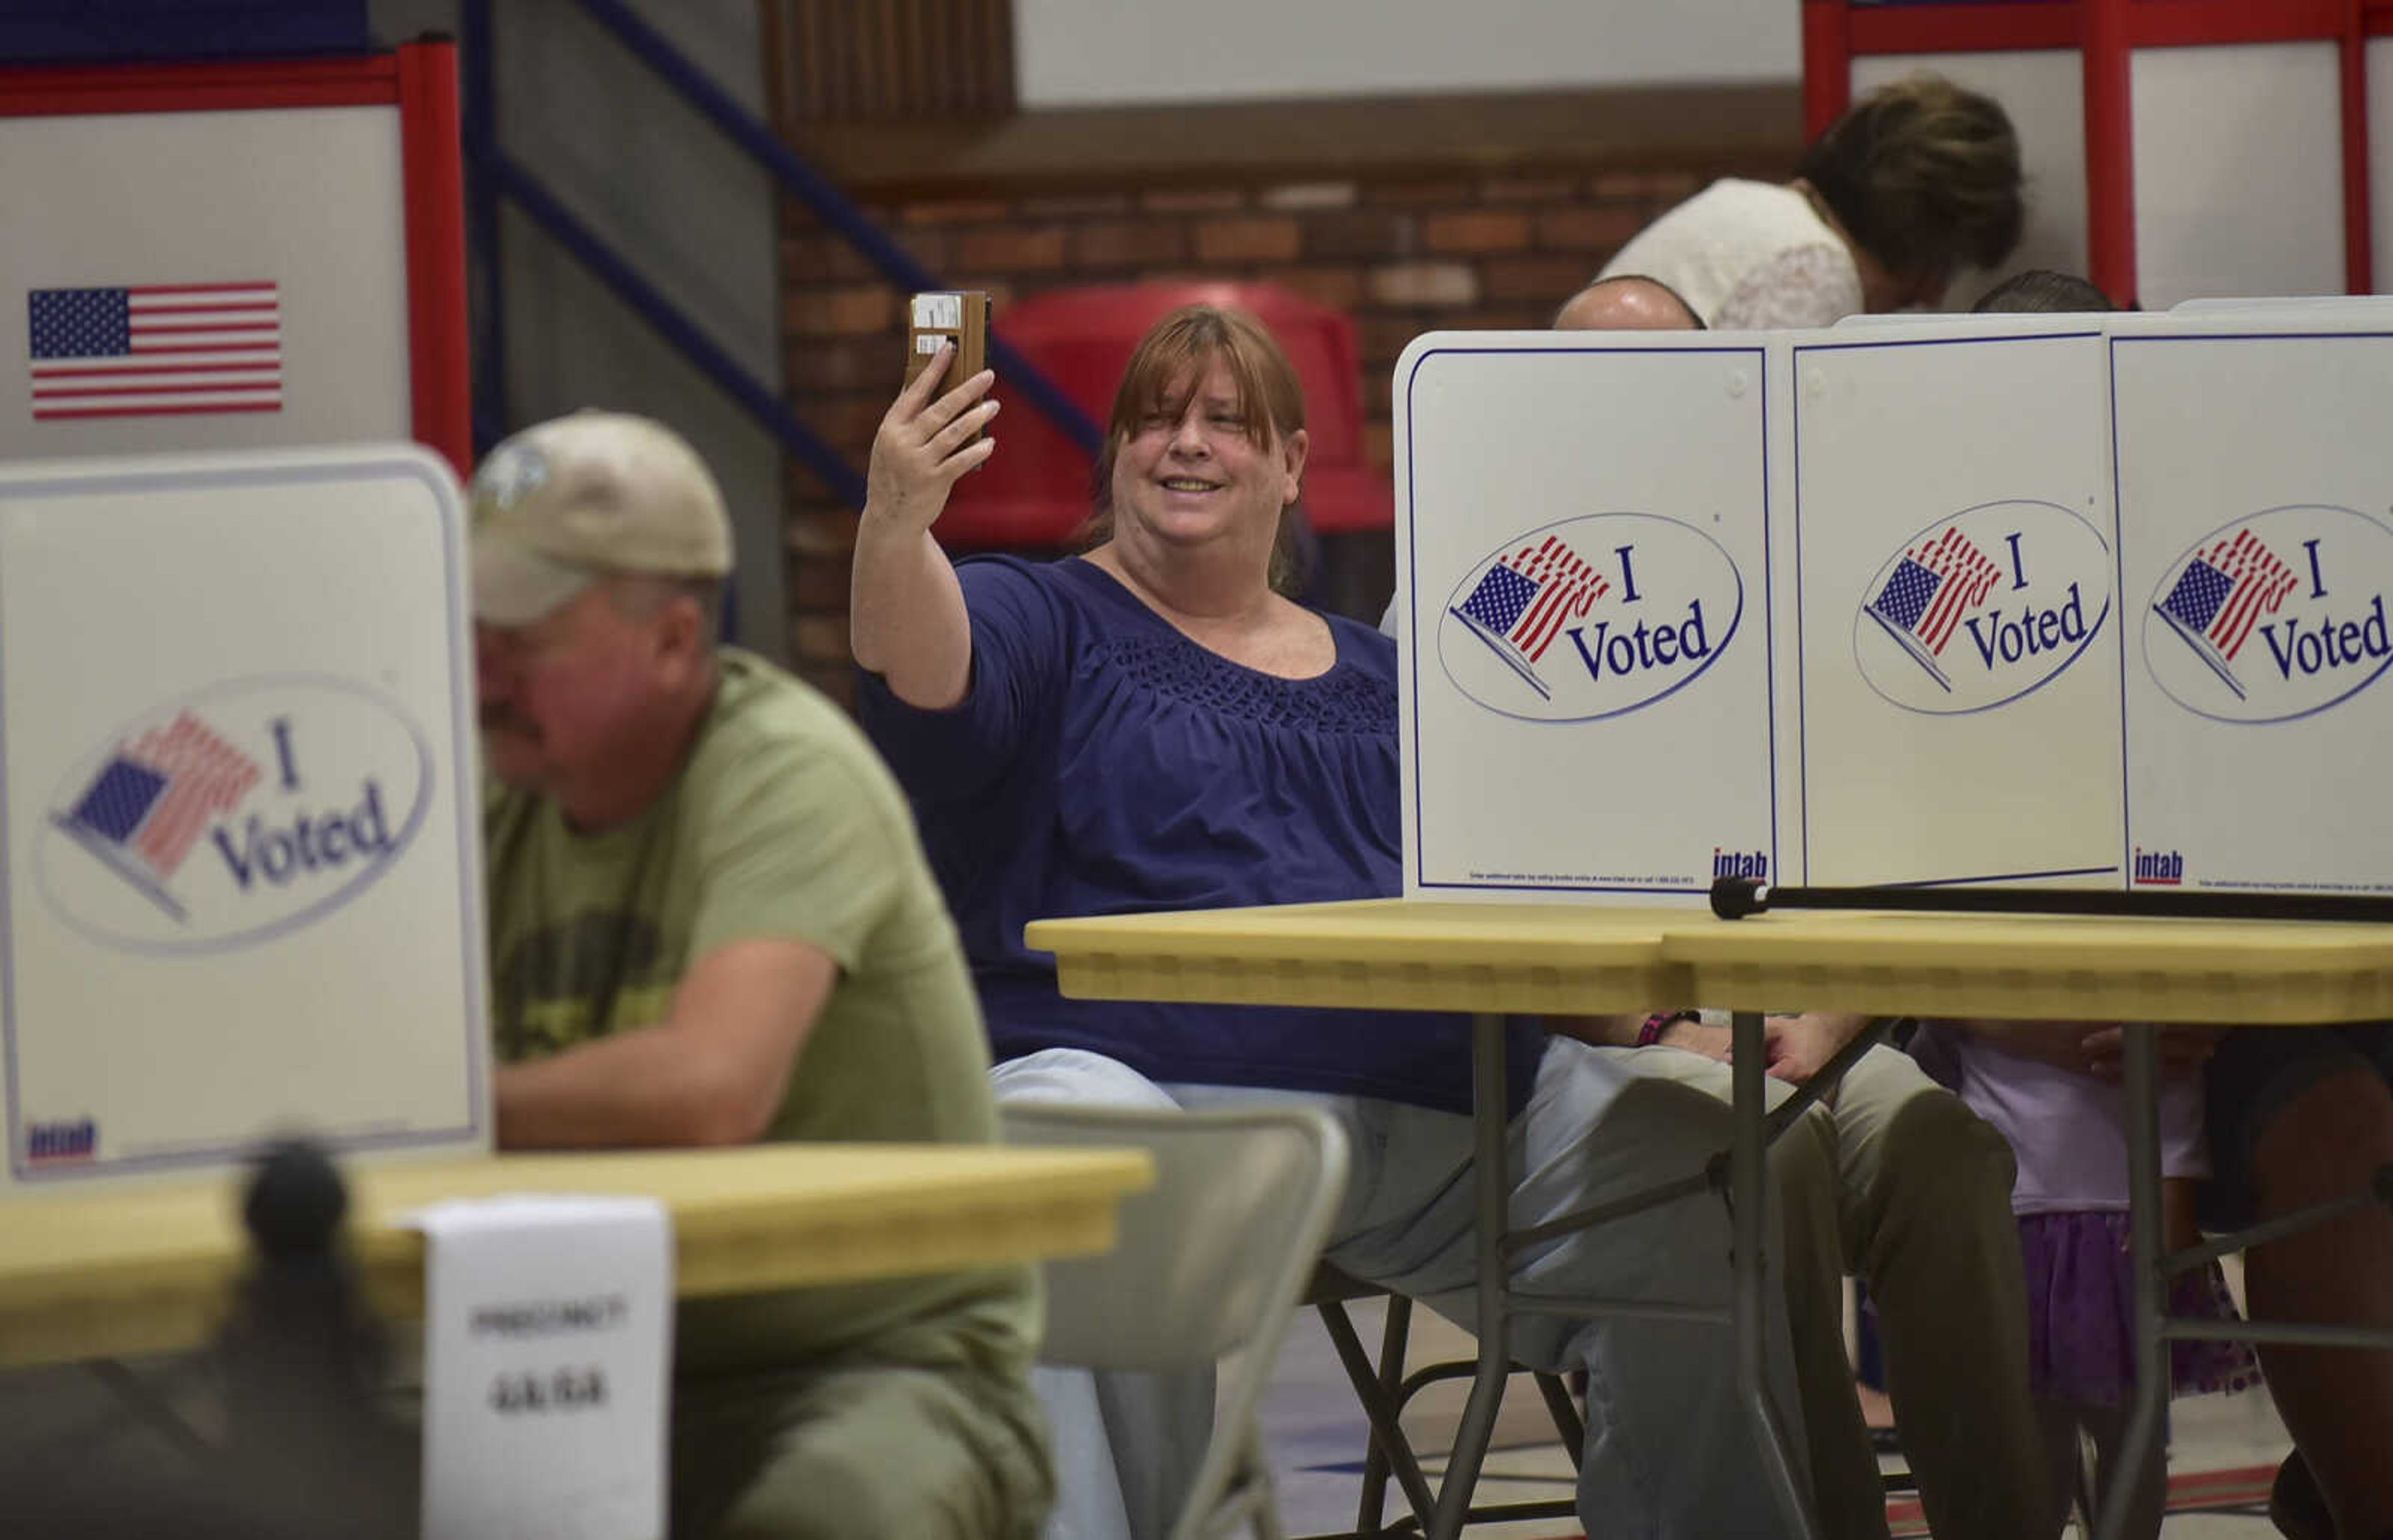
top-left (470, 411), bottom-right (1050, 1539)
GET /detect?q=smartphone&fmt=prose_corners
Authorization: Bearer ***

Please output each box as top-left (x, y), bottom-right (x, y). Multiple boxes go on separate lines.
top-left (905, 290), bottom-right (991, 397)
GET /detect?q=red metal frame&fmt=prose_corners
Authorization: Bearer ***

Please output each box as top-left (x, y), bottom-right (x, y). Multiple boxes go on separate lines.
top-left (2347, 0), bottom-right (2375, 293)
top-left (2083, 0), bottom-right (2138, 306)
top-left (1851, 2), bottom-right (2080, 55)
top-left (396, 41), bottom-right (474, 477)
top-left (1802, 3), bottom-right (1856, 141)
top-left (0, 55), bottom-right (401, 116)
top-left (1802, 0), bottom-right (2381, 297)
top-left (0, 48), bottom-right (474, 473)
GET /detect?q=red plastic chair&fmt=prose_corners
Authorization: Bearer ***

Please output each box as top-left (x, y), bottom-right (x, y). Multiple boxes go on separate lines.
top-left (936, 280), bottom-right (1393, 549)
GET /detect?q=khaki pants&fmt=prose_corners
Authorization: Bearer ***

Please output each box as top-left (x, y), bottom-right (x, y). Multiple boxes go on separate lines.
top-left (1633, 1041), bottom-right (2054, 1540)
top-left (671, 1359), bottom-right (1053, 1540)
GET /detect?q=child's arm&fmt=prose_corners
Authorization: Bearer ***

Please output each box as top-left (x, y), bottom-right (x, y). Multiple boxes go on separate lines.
top-left (1958, 1019), bottom-right (2223, 1083)
top-left (2075, 1023), bottom-right (2225, 1084)
top-left (1951, 1019), bottom-right (2112, 1068)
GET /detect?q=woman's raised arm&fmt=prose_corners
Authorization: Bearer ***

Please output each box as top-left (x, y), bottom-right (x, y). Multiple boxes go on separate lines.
top-left (849, 345), bottom-right (1001, 710)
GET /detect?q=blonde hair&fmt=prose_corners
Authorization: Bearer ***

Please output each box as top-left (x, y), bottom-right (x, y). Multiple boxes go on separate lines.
top-left (1081, 304), bottom-right (1310, 594)
top-left (1799, 74), bottom-right (2025, 295)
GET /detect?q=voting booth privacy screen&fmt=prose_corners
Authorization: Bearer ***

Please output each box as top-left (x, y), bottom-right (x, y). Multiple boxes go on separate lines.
top-left (0, 46), bottom-right (472, 476)
top-left (0, 445), bottom-right (488, 1191)
top-left (1399, 337), bottom-right (1776, 898)
top-left (1395, 310), bottom-right (2393, 905)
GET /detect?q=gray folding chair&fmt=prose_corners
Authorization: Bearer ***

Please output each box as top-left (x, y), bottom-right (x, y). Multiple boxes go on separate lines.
top-left (1002, 1103), bottom-right (1350, 1540)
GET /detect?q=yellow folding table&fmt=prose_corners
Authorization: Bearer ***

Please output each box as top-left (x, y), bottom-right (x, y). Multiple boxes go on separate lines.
top-left (1028, 900), bottom-right (1768, 1539)
top-left (1031, 897), bottom-right (2393, 1540)
top-left (0, 1141), bottom-right (1154, 1371)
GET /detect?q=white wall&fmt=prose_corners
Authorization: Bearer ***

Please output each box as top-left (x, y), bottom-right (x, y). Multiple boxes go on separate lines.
top-left (371, 0), bottom-right (788, 660)
top-left (1013, 0), bottom-right (1802, 108)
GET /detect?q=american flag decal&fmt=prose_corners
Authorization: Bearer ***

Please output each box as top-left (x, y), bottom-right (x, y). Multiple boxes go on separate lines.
top-left (52, 713), bottom-right (262, 921)
top-left (1458, 538), bottom-right (1610, 661)
top-left (1873, 528), bottom-right (2002, 655)
top-left (28, 282), bottom-right (282, 421)
top-left (2154, 528), bottom-right (2298, 700)
top-left (1863, 526), bottom-right (2002, 692)
top-left (2159, 530), bottom-right (2296, 662)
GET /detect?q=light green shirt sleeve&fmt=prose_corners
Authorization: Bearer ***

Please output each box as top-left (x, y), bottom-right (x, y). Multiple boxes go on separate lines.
top-left (682, 716), bottom-right (909, 972)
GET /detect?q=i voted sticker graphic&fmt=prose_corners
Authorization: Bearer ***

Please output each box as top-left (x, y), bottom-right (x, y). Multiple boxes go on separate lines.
top-left (39, 675), bottom-right (432, 954)
top-left (1438, 512), bottom-right (1743, 723)
top-left (1853, 499), bottom-right (2113, 716)
top-left (2142, 504), bottom-right (2393, 725)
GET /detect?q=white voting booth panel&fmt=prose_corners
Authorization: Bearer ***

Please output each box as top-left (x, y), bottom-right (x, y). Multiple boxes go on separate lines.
top-left (1789, 322), bottom-right (2123, 888)
top-left (2110, 316), bottom-right (2393, 896)
top-left (1395, 335), bottom-right (1779, 902)
top-left (1, 105), bottom-right (414, 460)
top-left (0, 445), bottom-right (488, 1191)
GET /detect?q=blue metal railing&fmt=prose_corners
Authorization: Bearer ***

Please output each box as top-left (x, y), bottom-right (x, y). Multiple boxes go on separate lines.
top-left (456, 0), bottom-right (1104, 501)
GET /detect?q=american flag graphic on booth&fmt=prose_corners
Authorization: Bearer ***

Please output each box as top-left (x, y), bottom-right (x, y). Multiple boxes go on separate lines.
top-left (27, 282), bottom-right (282, 422)
top-left (1869, 527), bottom-right (2002, 657)
top-left (53, 713), bottom-right (262, 920)
top-left (2159, 529), bottom-right (2298, 663)
top-left (1454, 536), bottom-right (1610, 667)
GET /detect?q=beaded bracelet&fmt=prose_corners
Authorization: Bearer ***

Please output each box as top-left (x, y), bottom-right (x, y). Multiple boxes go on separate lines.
top-left (1638, 1010), bottom-right (1701, 1047)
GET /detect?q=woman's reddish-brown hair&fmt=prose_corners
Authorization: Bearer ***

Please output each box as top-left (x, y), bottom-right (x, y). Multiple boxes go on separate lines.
top-left (1081, 303), bottom-right (1310, 592)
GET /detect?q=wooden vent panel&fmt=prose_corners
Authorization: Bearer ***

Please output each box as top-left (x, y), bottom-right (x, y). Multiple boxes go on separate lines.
top-left (767, 0), bottom-right (1015, 123)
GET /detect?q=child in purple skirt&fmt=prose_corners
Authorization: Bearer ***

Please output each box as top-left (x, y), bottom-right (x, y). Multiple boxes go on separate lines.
top-left (1913, 1022), bottom-right (2261, 1538)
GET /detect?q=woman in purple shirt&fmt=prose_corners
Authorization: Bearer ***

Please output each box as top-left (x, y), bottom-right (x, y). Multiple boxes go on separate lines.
top-left (850, 304), bottom-right (1883, 1540)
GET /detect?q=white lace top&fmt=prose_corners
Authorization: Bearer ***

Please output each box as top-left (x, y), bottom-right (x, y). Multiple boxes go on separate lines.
top-left (1598, 179), bottom-right (1865, 330)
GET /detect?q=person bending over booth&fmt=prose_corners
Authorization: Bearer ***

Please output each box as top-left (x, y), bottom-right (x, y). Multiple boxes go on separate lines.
top-left (470, 411), bottom-right (1051, 1540)
top-left (1600, 74), bottom-right (2023, 328)
top-left (850, 304), bottom-right (1889, 1539)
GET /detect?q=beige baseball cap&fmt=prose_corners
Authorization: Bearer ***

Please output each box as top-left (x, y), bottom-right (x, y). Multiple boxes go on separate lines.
top-left (468, 411), bottom-right (733, 626)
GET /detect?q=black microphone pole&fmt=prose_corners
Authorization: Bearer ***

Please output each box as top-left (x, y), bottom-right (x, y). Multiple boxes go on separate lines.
top-left (1710, 876), bottom-right (2393, 924)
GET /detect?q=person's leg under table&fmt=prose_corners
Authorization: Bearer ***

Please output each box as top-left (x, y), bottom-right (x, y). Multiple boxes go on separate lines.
top-left (1626, 1039), bottom-right (1888, 1539)
top-left (2078, 1399), bottom-right (2167, 1540)
top-left (2214, 1030), bottom-right (2393, 1540)
top-left (1832, 1044), bottom-right (2055, 1539)
top-left (675, 1359), bottom-right (1052, 1540)
top-left (1340, 1039), bottom-right (1845, 1539)
top-left (2030, 1400), bottom-right (2087, 1539)
top-left (1175, 1021), bottom-right (1519, 1540)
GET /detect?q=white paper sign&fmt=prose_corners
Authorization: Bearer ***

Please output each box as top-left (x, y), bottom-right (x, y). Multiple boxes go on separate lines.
top-left (2111, 320), bottom-right (2393, 893)
top-left (0, 445), bottom-right (488, 1191)
top-left (414, 1195), bottom-right (676, 1540)
top-left (1395, 333), bottom-right (1779, 901)
top-left (1789, 324), bottom-right (2124, 888)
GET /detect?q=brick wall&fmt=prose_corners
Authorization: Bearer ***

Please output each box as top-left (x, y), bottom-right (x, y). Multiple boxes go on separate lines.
top-left (780, 162), bottom-right (1764, 703)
